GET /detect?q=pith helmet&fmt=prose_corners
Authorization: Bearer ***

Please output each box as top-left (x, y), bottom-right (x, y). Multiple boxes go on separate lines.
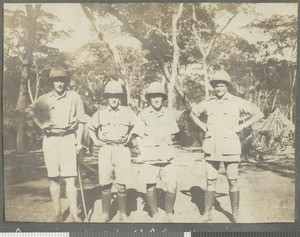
top-left (49, 67), bottom-right (69, 84)
top-left (210, 70), bottom-right (233, 89)
top-left (103, 80), bottom-right (123, 97)
top-left (145, 81), bottom-right (167, 101)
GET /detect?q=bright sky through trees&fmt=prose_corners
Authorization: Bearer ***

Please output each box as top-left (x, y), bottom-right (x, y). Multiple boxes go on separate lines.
top-left (4, 3), bottom-right (298, 52)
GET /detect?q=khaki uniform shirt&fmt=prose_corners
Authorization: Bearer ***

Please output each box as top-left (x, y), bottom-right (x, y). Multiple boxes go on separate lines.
top-left (88, 105), bottom-right (136, 142)
top-left (132, 106), bottom-right (179, 162)
top-left (28, 90), bottom-right (86, 131)
top-left (192, 93), bottom-right (262, 161)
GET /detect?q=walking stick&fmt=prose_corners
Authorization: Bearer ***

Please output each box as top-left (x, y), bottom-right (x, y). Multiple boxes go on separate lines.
top-left (77, 165), bottom-right (87, 218)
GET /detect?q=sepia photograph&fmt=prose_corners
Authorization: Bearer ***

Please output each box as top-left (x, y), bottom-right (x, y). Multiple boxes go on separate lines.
top-left (3, 2), bottom-right (298, 224)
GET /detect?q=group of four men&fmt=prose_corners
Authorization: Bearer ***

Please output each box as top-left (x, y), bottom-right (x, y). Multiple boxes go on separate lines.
top-left (27, 66), bottom-right (263, 223)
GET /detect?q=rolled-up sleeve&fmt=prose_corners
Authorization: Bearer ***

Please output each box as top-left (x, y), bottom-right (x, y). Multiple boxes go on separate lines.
top-left (131, 112), bottom-right (145, 138)
top-left (169, 111), bottom-right (180, 135)
top-left (191, 101), bottom-right (206, 117)
top-left (88, 111), bottom-right (100, 133)
top-left (74, 92), bottom-right (86, 124)
top-left (128, 109), bottom-right (137, 126)
top-left (239, 100), bottom-right (263, 116)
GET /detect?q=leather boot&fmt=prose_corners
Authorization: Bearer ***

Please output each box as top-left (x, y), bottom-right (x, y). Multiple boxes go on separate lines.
top-left (229, 190), bottom-right (239, 223)
top-left (200, 190), bottom-right (215, 223)
top-left (100, 189), bottom-right (111, 222)
top-left (49, 185), bottom-right (63, 222)
top-left (66, 188), bottom-right (82, 222)
top-left (117, 190), bottom-right (127, 222)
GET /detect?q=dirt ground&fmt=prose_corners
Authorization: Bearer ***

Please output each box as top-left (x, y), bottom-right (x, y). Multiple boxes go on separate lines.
top-left (3, 147), bottom-right (295, 223)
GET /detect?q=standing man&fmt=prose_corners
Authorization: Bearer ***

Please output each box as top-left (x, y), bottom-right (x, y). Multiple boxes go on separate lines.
top-left (26, 66), bottom-right (86, 222)
top-left (131, 81), bottom-right (179, 222)
top-left (88, 80), bottom-right (136, 222)
top-left (190, 70), bottom-right (264, 223)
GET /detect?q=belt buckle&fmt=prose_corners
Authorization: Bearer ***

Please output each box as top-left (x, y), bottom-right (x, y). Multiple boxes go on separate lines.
top-left (58, 131), bottom-right (65, 137)
top-left (107, 141), bottom-right (119, 146)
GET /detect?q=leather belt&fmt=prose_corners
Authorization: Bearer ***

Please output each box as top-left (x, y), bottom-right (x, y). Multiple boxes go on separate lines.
top-left (105, 140), bottom-right (126, 146)
top-left (46, 129), bottom-right (75, 137)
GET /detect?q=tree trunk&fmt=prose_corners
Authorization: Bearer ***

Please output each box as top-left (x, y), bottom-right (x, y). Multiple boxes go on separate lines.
top-left (203, 59), bottom-right (209, 99)
top-left (81, 4), bottom-right (128, 105)
top-left (288, 63), bottom-right (296, 122)
top-left (126, 82), bottom-right (131, 106)
top-left (105, 5), bottom-right (192, 112)
top-left (168, 3), bottom-right (183, 109)
top-left (16, 79), bottom-right (28, 153)
top-left (15, 5), bottom-right (41, 153)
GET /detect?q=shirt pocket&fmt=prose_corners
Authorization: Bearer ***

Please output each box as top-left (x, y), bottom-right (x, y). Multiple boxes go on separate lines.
top-left (206, 110), bottom-right (217, 125)
top-left (222, 129), bottom-right (241, 155)
top-left (202, 131), bottom-right (214, 154)
top-left (223, 106), bottom-right (239, 128)
top-left (99, 120), bottom-right (111, 135)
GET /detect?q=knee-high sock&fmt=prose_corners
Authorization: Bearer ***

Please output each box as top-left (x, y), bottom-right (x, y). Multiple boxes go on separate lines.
top-left (66, 187), bottom-right (78, 216)
top-left (50, 184), bottom-right (61, 215)
top-left (146, 190), bottom-right (158, 215)
top-left (118, 189), bottom-right (127, 214)
top-left (101, 189), bottom-right (112, 215)
top-left (165, 192), bottom-right (176, 214)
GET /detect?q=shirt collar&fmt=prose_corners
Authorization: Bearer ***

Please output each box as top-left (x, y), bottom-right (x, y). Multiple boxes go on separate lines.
top-left (148, 106), bottom-right (165, 116)
top-left (211, 92), bottom-right (233, 101)
top-left (108, 105), bottom-right (121, 112)
top-left (50, 90), bottom-right (67, 99)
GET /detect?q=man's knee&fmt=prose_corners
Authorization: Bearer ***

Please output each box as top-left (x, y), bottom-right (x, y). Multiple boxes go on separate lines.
top-left (228, 179), bottom-right (239, 191)
top-left (147, 183), bottom-right (156, 192)
top-left (165, 181), bottom-right (177, 194)
top-left (117, 183), bottom-right (126, 193)
top-left (50, 177), bottom-right (60, 187)
top-left (206, 161), bottom-right (220, 180)
top-left (64, 177), bottom-right (77, 191)
top-left (206, 179), bottom-right (217, 191)
top-left (102, 183), bottom-right (113, 194)
top-left (225, 162), bottom-right (239, 180)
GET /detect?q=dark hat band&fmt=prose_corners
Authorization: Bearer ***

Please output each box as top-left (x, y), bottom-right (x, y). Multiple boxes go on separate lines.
top-left (145, 93), bottom-right (168, 101)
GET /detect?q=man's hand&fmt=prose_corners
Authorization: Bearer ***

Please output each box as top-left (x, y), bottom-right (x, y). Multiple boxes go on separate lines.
top-left (76, 143), bottom-right (83, 154)
top-left (98, 133), bottom-right (107, 142)
top-left (120, 135), bottom-right (132, 145)
top-left (138, 146), bottom-right (147, 158)
top-left (233, 125), bottom-right (243, 133)
top-left (132, 155), bottom-right (143, 164)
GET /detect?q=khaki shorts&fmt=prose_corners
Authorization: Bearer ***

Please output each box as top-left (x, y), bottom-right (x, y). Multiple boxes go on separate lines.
top-left (206, 160), bottom-right (239, 180)
top-left (139, 162), bottom-right (177, 184)
top-left (98, 145), bottom-right (131, 185)
top-left (43, 134), bottom-right (77, 178)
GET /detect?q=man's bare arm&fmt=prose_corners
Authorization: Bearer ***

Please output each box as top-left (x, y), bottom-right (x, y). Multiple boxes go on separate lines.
top-left (189, 111), bottom-right (207, 132)
top-left (234, 111), bottom-right (264, 133)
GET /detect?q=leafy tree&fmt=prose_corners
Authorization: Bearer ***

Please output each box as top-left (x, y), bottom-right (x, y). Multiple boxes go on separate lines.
top-left (81, 3), bottom-right (192, 111)
top-left (245, 15), bottom-right (297, 121)
top-left (4, 6), bottom-right (71, 151)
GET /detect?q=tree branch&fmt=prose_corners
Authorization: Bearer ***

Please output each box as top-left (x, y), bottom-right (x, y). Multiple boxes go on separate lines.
top-left (142, 20), bottom-right (173, 46)
top-left (217, 12), bottom-right (237, 35)
top-left (192, 5), bottom-right (206, 57)
top-left (168, 3), bottom-right (183, 108)
top-left (34, 62), bottom-right (40, 100)
top-left (81, 4), bottom-right (126, 80)
top-left (105, 4), bottom-right (191, 111)
top-left (27, 78), bottom-right (34, 103)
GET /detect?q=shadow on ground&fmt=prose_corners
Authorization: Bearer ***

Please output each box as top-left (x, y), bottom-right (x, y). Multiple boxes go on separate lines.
top-left (180, 186), bottom-right (234, 223)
